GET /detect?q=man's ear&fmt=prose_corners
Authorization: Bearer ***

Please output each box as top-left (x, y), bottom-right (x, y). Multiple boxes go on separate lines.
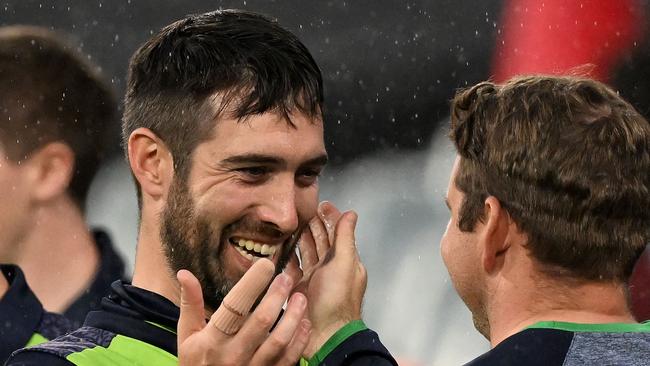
top-left (25, 142), bottom-right (75, 203)
top-left (479, 196), bottom-right (510, 274)
top-left (127, 128), bottom-right (174, 201)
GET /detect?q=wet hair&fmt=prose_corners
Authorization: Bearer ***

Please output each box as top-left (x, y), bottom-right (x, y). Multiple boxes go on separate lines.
top-left (0, 26), bottom-right (116, 209)
top-left (449, 75), bottom-right (650, 282)
top-left (123, 9), bottom-right (323, 204)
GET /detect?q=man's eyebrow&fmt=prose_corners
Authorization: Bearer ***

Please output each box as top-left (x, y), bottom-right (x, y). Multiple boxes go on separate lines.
top-left (444, 197), bottom-right (451, 210)
top-left (220, 153), bottom-right (328, 167)
top-left (301, 154), bottom-right (329, 167)
top-left (221, 154), bottom-right (286, 166)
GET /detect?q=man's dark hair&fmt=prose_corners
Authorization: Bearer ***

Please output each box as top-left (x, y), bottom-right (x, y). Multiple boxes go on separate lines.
top-left (123, 9), bottom-right (323, 204)
top-left (449, 75), bottom-right (650, 282)
top-left (0, 26), bottom-right (116, 209)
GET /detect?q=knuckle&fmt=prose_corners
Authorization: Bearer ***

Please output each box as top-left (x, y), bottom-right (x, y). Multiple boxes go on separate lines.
top-left (253, 311), bottom-right (275, 328)
top-left (268, 333), bottom-right (291, 349)
top-left (358, 263), bottom-right (367, 278)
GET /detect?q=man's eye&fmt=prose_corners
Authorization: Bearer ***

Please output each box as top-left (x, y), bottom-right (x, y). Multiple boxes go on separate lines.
top-left (297, 168), bottom-right (322, 185)
top-left (301, 169), bottom-right (321, 178)
top-left (237, 167), bottom-right (268, 177)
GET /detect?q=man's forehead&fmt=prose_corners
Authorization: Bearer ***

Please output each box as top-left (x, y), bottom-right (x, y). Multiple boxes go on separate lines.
top-left (204, 111), bottom-right (326, 163)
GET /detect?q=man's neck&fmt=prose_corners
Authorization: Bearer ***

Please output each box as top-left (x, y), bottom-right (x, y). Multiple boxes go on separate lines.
top-left (131, 207), bottom-right (181, 308)
top-left (488, 277), bottom-right (635, 347)
top-left (16, 196), bottom-right (99, 313)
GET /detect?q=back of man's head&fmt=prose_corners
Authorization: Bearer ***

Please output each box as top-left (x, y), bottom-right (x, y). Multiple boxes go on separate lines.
top-left (449, 75), bottom-right (650, 283)
top-left (0, 26), bottom-right (116, 209)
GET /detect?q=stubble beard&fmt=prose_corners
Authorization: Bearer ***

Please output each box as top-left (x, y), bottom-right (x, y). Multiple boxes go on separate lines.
top-left (161, 177), bottom-right (300, 311)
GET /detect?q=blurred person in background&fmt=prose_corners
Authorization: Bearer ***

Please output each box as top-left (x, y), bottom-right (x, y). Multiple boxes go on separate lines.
top-left (0, 25), bottom-right (125, 361)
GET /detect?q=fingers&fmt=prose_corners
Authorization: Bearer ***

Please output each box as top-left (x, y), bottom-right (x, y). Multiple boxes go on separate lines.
top-left (284, 252), bottom-right (303, 288)
top-left (280, 318), bottom-right (311, 366)
top-left (177, 269), bottom-right (207, 345)
top-left (318, 201), bottom-right (343, 243)
top-left (251, 293), bottom-right (309, 365)
top-left (209, 259), bottom-right (275, 335)
top-left (309, 216), bottom-right (330, 259)
top-left (298, 228), bottom-right (318, 271)
top-left (236, 273), bottom-right (294, 349)
top-left (332, 210), bottom-right (360, 260)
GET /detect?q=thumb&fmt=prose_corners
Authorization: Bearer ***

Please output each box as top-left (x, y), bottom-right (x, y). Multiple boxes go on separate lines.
top-left (177, 269), bottom-right (207, 345)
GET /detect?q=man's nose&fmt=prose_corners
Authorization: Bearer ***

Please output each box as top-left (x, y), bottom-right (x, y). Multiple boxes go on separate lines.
top-left (255, 180), bottom-right (299, 234)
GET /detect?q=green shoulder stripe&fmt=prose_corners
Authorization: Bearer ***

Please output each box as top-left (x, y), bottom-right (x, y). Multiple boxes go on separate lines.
top-left (66, 334), bottom-right (177, 366)
top-left (527, 320), bottom-right (650, 333)
top-left (25, 333), bottom-right (48, 347)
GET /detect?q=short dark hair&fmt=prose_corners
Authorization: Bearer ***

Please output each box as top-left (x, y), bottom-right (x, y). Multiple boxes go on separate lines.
top-left (123, 9), bottom-right (323, 202)
top-left (0, 26), bottom-right (116, 209)
top-left (449, 75), bottom-right (650, 282)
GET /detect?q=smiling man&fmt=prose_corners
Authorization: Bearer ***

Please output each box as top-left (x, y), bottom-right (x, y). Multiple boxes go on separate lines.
top-left (6, 9), bottom-right (394, 366)
top-left (6, 9), bottom-right (350, 366)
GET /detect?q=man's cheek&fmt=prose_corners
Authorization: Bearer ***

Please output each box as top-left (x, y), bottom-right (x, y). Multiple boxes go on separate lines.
top-left (297, 190), bottom-right (320, 222)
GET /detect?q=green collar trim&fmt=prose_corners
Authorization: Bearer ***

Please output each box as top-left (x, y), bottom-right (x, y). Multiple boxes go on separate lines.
top-left (527, 320), bottom-right (650, 333)
top-left (145, 321), bottom-right (177, 335)
top-left (307, 320), bottom-right (367, 365)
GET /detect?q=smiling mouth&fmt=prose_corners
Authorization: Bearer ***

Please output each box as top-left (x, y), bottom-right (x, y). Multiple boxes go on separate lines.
top-left (229, 237), bottom-right (280, 261)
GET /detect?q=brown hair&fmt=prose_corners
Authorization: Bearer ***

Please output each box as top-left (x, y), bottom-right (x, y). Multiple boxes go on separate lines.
top-left (0, 26), bottom-right (116, 209)
top-left (122, 10), bottom-right (323, 206)
top-left (449, 75), bottom-right (650, 282)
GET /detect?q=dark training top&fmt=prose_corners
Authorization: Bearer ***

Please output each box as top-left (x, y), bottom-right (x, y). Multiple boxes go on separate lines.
top-left (7, 280), bottom-right (396, 366)
top-left (0, 265), bottom-right (72, 364)
top-left (8, 281), bottom-right (179, 365)
top-left (465, 321), bottom-right (650, 366)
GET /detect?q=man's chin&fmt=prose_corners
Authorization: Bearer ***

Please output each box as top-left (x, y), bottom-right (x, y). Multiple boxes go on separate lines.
top-left (472, 313), bottom-right (491, 341)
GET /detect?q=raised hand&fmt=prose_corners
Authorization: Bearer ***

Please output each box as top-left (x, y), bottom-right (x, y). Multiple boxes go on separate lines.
top-left (177, 258), bottom-right (311, 366)
top-left (290, 201), bottom-right (368, 358)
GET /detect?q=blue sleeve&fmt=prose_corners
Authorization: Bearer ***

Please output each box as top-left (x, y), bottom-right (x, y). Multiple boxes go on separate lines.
top-left (308, 321), bottom-right (397, 366)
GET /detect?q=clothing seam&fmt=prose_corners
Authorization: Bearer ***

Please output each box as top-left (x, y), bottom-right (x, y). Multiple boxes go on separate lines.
top-left (561, 333), bottom-right (577, 366)
top-left (526, 320), bottom-right (650, 333)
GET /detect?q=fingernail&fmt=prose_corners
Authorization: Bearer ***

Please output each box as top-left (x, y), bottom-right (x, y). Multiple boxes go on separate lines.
top-left (291, 293), bottom-right (306, 308)
top-left (318, 201), bottom-right (331, 216)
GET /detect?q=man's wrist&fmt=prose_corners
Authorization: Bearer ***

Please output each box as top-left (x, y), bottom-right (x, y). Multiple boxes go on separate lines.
top-left (305, 320), bottom-right (367, 365)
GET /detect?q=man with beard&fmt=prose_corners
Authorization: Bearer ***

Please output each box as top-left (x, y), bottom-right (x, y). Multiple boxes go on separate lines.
top-left (7, 9), bottom-right (393, 366)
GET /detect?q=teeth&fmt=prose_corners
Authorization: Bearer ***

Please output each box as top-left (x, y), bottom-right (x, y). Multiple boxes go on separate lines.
top-left (261, 244), bottom-right (270, 255)
top-left (233, 238), bottom-right (280, 258)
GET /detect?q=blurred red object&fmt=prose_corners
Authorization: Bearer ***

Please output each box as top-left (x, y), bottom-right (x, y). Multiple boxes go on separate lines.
top-left (492, 0), bottom-right (644, 82)
top-left (630, 246), bottom-right (650, 321)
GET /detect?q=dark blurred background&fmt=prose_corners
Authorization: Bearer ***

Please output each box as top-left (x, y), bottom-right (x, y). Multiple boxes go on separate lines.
top-left (1, 0), bottom-right (502, 165)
